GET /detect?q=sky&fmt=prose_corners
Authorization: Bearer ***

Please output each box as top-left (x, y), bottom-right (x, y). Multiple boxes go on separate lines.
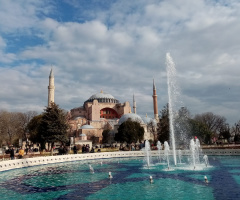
top-left (0, 0), bottom-right (240, 125)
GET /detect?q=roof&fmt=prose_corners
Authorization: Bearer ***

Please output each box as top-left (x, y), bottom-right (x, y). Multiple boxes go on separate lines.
top-left (84, 91), bottom-right (119, 103)
top-left (118, 113), bottom-right (143, 125)
top-left (89, 92), bottom-right (115, 100)
top-left (80, 125), bottom-right (95, 129)
top-left (142, 115), bottom-right (153, 124)
top-left (142, 115), bottom-right (157, 126)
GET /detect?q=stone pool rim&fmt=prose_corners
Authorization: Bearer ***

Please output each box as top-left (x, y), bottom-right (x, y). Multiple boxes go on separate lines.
top-left (0, 149), bottom-right (240, 172)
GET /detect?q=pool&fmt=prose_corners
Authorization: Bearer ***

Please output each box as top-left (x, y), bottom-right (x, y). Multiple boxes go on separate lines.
top-left (0, 156), bottom-right (239, 199)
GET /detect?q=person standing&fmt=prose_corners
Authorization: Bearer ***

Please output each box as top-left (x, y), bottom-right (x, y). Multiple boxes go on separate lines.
top-left (10, 146), bottom-right (15, 160)
top-left (82, 144), bottom-right (86, 153)
top-left (73, 145), bottom-right (77, 154)
top-left (25, 147), bottom-right (28, 155)
top-left (18, 147), bottom-right (24, 159)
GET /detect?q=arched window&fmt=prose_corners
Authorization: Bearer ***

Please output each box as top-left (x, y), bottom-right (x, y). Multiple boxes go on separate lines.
top-left (100, 108), bottom-right (119, 119)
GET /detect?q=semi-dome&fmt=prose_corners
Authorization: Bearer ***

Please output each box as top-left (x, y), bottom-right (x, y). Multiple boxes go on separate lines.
top-left (84, 91), bottom-right (119, 104)
top-left (80, 125), bottom-right (94, 129)
top-left (118, 113), bottom-right (144, 125)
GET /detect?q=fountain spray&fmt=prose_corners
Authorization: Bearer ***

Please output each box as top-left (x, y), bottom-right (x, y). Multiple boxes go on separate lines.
top-left (89, 164), bottom-right (94, 174)
top-left (157, 141), bottom-right (162, 163)
top-left (166, 53), bottom-right (178, 166)
top-left (203, 155), bottom-right (209, 167)
top-left (109, 172), bottom-right (113, 179)
top-left (164, 141), bottom-right (170, 170)
top-left (190, 139), bottom-right (196, 169)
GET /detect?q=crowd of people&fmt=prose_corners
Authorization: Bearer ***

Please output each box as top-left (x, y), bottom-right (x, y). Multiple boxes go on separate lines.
top-left (5, 146), bottom-right (27, 160)
top-left (58, 146), bottom-right (69, 155)
top-left (3, 142), bottom-right (146, 160)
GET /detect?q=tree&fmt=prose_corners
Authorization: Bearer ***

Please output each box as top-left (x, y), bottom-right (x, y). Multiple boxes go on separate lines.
top-left (39, 103), bottom-right (69, 151)
top-left (147, 121), bottom-right (157, 143)
top-left (174, 107), bottom-right (192, 148)
top-left (189, 119), bottom-right (212, 144)
top-left (27, 114), bottom-right (44, 148)
top-left (219, 124), bottom-right (231, 143)
top-left (194, 112), bottom-right (226, 135)
top-left (157, 104), bottom-right (170, 144)
top-left (17, 111), bottom-right (38, 141)
top-left (102, 129), bottom-right (111, 144)
top-left (0, 111), bottom-right (20, 146)
top-left (115, 119), bottom-right (144, 144)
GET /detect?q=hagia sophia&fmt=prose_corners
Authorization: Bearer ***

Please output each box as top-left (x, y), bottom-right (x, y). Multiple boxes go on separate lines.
top-left (48, 69), bottom-right (159, 145)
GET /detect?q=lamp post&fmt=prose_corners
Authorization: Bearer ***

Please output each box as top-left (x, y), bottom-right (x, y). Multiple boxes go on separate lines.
top-left (234, 124), bottom-right (240, 144)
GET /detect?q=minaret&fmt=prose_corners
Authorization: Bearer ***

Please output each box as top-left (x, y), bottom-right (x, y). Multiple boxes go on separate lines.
top-left (133, 94), bottom-right (137, 114)
top-left (48, 68), bottom-right (55, 107)
top-left (152, 79), bottom-right (159, 121)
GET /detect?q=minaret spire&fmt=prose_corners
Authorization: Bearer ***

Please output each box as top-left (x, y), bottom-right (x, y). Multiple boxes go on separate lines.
top-left (152, 78), bottom-right (159, 121)
top-left (48, 68), bottom-right (55, 107)
top-left (133, 93), bottom-right (137, 114)
top-left (153, 78), bottom-right (156, 90)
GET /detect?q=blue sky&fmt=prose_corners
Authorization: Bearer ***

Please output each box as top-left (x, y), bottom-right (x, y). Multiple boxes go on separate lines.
top-left (0, 0), bottom-right (240, 125)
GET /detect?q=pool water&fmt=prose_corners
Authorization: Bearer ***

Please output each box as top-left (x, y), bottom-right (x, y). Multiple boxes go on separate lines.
top-left (0, 156), bottom-right (239, 200)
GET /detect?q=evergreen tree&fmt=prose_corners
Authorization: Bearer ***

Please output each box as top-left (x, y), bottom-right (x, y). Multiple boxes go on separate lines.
top-left (115, 119), bottom-right (144, 144)
top-left (27, 114), bottom-right (45, 149)
top-left (157, 104), bottom-right (170, 143)
top-left (102, 129), bottom-right (111, 144)
top-left (174, 107), bottom-right (192, 148)
top-left (39, 103), bottom-right (69, 150)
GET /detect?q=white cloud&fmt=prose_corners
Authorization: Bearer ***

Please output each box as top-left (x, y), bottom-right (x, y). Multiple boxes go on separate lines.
top-left (0, 0), bottom-right (240, 124)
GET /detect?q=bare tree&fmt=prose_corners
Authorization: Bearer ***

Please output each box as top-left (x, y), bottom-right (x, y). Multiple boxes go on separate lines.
top-left (0, 111), bottom-right (19, 146)
top-left (194, 112), bottom-right (226, 135)
top-left (0, 110), bottom-right (38, 147)
top-left (16, 111), bottom-right (38, 140)
top-left (147, 121), bottom-right (157, 142)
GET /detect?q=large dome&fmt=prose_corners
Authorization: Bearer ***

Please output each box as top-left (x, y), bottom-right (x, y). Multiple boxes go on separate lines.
top-left (118, 113), bottom-right (144, 125)
top-left (85, 91), bottom-right (119, 104)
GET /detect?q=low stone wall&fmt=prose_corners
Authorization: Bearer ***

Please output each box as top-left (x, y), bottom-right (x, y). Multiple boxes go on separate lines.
top-left (0, 149), bottom-right (240, 172)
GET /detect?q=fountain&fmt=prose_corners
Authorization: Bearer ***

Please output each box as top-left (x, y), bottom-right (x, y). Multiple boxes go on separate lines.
top-left (149, 176), bottom-right (153, 184)
top-left (0, 156), bottom-right (240, 199)
top-left (203, 155), bottom-right (209, 167)
top-left (109, 172), bottom-right (113, 179)
top-left (190, 139), bottom-right (197, 169)
top-left (89, 164), bottom-right (94, 174)
top-left (166, 52), bottom-right (179, 166)
top-left (166, 53), bottom-right (205, 169)
top-left (177, 149), bottom-right (182, 164)
top-left (143, 140), bottom-right (152, 168)
top-left (164, 141), bottom-right (170, 169)
top-left (157, 141), bottom-right (162, 163)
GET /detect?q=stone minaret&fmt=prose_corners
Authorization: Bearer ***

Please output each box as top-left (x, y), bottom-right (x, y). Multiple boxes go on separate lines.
top-left (133, 94), bottom-right (137, 114)
top-left (152, 79), bottom-right (159, 121)
top-left (48, 68), bottom-right (55, 107)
